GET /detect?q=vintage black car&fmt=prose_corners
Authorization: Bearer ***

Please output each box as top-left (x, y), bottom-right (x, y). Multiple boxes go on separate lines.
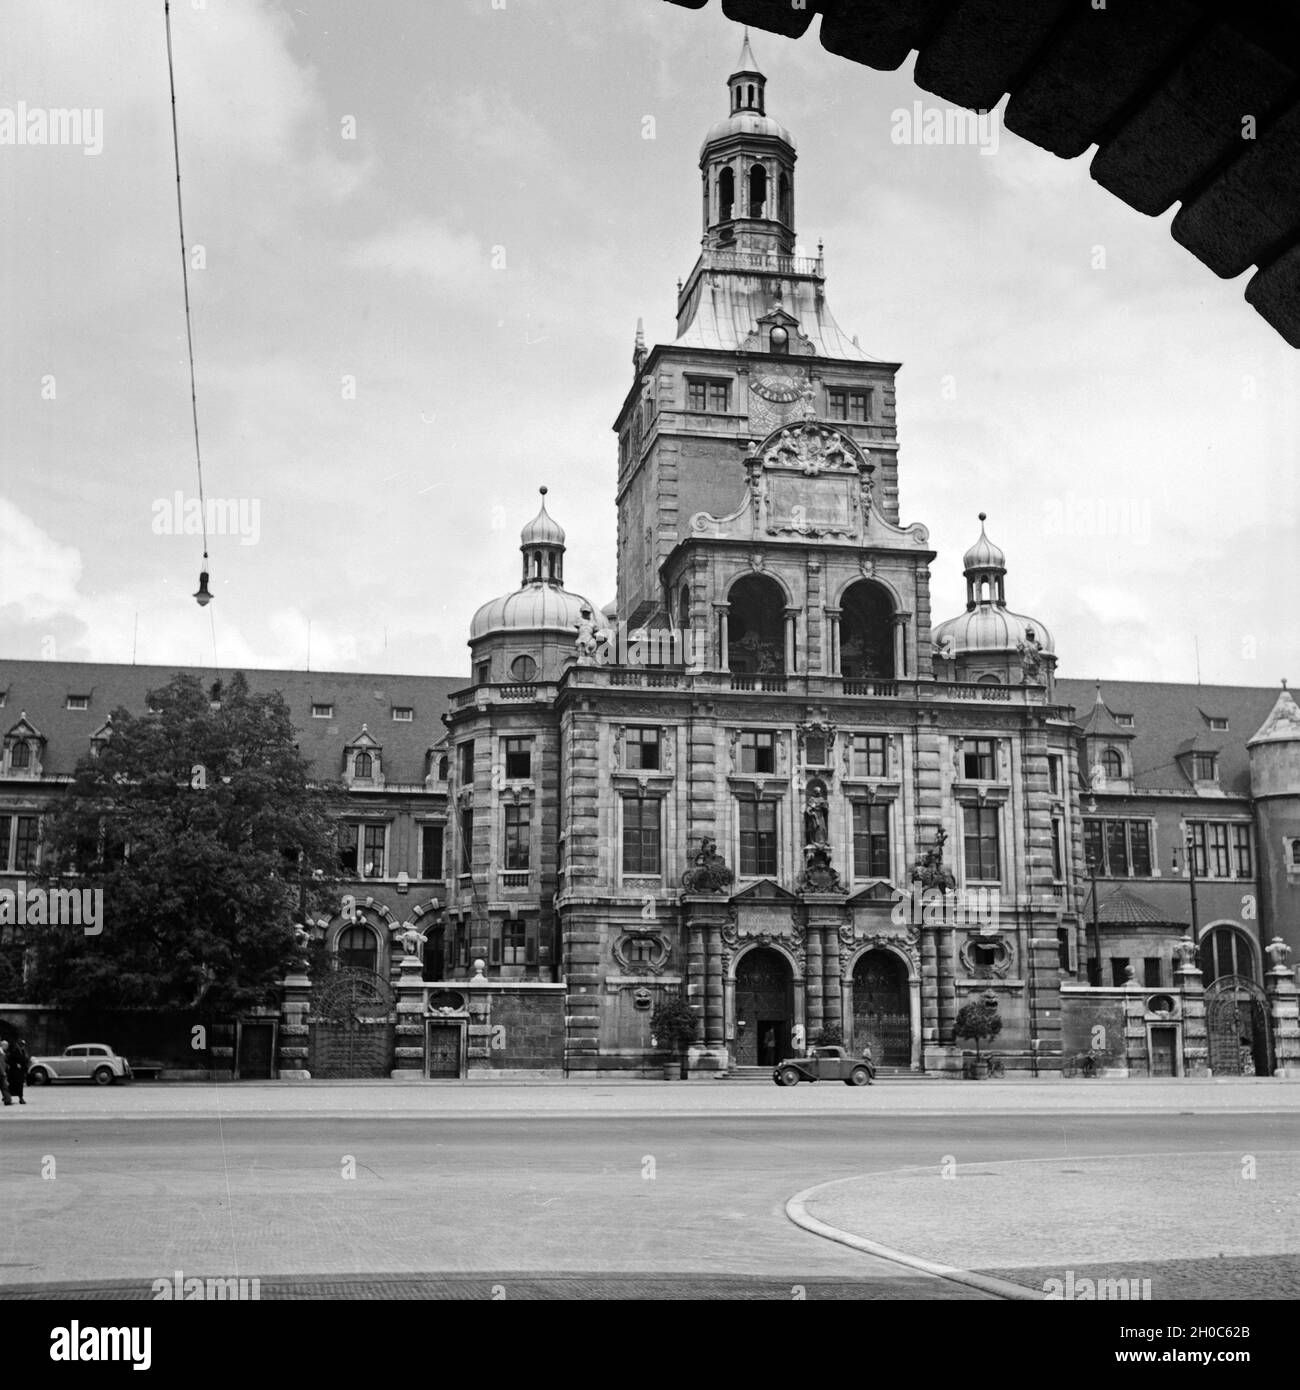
top-left (773, 1045), bottom-right (875, 1086)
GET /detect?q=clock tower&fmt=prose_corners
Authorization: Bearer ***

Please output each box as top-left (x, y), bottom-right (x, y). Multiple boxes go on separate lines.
top-left (613, 31), bottom-right (904, 628)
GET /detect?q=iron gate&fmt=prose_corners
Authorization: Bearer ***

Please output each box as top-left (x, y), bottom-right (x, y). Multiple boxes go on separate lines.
top-left (309, 967), bottom-right (396, 1079)
top-left (853, 950), bottom-right (911, 1066)
top-left (1205, 975), bottom-right (1271, 1077)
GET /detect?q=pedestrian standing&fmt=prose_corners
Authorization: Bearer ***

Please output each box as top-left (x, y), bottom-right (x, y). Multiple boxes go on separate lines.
top-left (0, 1040), bottom-right (11, 1106)
top-left (8, 1038), bottom-right (27, 1104)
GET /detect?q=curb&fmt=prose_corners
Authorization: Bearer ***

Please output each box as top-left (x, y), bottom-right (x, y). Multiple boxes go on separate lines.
top-left (787, 1177), bottom-right (1042, 1301)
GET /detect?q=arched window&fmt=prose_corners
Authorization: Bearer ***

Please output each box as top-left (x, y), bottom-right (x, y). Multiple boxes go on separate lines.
top-left (1201, 925), bottom-right (1256, 985)
top-left (437, 754), bottom-right (449, 781)
top-left (1101, 748), bottom-right (1124, 779)
top-left (747, 83), bottom-right (755, 108)
top-left (748, 164), bottom-right (767, 218)
top-left (9, 741), bottom-right (30, 769)
top-left (337, 923), bottom-right (378, 973)
top-left (728, 574), bottom-right (785, 675)
top-left (977, 673), bottom-right (1001, 686)
top-left (354, 751), bottom-right (373, 780)
top-left (778, 171), bottom-right (791, 224)
top-left (839, 581), bottom-right (896, 680)
top-left (718, 167), bottom-right (735, 223)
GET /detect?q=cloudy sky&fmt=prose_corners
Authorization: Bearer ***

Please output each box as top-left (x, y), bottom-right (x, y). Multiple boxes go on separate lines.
top-left (1, 0), bottom-right (1295, 687)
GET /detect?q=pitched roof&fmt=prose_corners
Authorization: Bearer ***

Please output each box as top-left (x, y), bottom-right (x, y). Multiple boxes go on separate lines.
top-left (0, 660), bottom-right (464, 784)
top-left (1096, 886), bottom-right (1185, 927)
top-left (1056, 678), bottom-right (1281, 798)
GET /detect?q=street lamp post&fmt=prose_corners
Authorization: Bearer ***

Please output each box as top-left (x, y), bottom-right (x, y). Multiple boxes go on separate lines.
top-left (1172, 830), bottom-right (1201, 938)
top-left (1085, 853), bottom-right (1102, 986)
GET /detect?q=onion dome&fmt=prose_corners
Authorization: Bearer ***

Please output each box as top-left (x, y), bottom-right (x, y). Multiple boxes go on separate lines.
top-left (470, 488), bottom-right (598, 641)
top-left (963, 512), bottom-right (1006, 576)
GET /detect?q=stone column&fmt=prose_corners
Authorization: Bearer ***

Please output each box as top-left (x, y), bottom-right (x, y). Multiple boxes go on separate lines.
top-left (893, 612), bottom-right (912, 681)
top-left (704, 926), bottom-right (725, 1060)
top-left (1028, 934), bottom-right (1064, 1074)
top-left (919, 902), bottom-right (940, 1061)
top-left (1176, 939), bottom-right (1209, 1077)
top-left (935, 896), bottom-right (957, 1045)
top-left (784, 608), bottom-right (798, 675)
top-left (277, 969), bottom-right (312, 1080)
top-left (804, 922), bottom-right (823, 1040)
top-left (392, 951), bottom-right (427, 1080)
top-left (1265, 939), bottom-right (1300, 1077)
top-left (715, 604), bottom-right (730, 672)
top-left (823, 929), bottom-right (843, 1037)
top-left (824, 608), bottom-right (841, 677)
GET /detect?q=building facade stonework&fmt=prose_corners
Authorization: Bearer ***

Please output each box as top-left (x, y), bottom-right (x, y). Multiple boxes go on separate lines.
top-left (2, 40), bottom-right (1297, 1080)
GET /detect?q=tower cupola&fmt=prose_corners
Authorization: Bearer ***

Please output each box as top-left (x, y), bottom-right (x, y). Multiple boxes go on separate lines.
top-left (520, 486), bottom-right (565, 586)
top-left (699, 30), bottom-right (796, 258)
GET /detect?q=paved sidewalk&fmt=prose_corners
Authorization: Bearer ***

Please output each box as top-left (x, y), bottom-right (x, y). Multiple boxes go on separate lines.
top-left (5, 1075), bottom-right (1299, 1121)
top-left (790, 1151), bottom-right (1300, 1301)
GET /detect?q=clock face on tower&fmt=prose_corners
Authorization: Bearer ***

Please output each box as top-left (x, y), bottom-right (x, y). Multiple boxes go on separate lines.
top-left (751, 373), bottom-right (804, 404)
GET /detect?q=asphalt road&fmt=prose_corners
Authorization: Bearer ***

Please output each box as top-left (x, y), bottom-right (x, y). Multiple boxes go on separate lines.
top-left (2, 1111), bottom-right (1297, 1299)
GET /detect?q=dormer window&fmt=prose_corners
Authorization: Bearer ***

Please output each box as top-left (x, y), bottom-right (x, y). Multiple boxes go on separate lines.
top-left (1190, 752), bottom-right (1218, 782)
top-left (10, 741), bottom-right (30, 770)
top-left (354, 751), bottom-right (373, 780)
top-left (1101, 748), bottom-right (1125, 780)
top-left (1114, 713), bottom-right (1134, 728)
top-left (311, 704), bottom-right (333, 720)
top-left (392, 707), bottom-right (414, 723)
top-left (1208, 717), bottom-right (1228, 732)
top-left (66, 695), bottom-right (89, 711)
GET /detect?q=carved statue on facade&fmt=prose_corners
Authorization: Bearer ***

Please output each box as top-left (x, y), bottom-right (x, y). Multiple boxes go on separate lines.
top-left (911, 828), bottom-right (957, 893)
top-left (575, 608), bottom-right (611, 664)
top-left (681, 836), bottom-right (735, 894)
top-left (796, 843), bottom-right (844, 895)
top-left (399, 924), bottom-right (427, 960)
top-left (803, 778), bottom-right (830, 848)
top-left (1017, 625), bottom-right (1045, 684)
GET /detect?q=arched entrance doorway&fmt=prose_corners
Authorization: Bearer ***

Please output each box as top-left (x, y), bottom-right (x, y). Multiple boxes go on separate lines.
top-left (1205, 976), bottom-right (1271, 1077)
top-left (840, 581), bottom-right (895, 680)
top-left (734, 947), bottom-right (794, 1066)
top-left (852, 950), bottom-right (910, 1066)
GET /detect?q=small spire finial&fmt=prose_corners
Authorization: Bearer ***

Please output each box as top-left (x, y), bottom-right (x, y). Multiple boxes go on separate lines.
top-left (539, 485), bottom-right (548, 498)
top-left (978, 511), bottom-right (987, 524)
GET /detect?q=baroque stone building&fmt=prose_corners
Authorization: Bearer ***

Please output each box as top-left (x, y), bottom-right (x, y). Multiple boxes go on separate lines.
top-left (2, 39), bottom-right (1297, 1080)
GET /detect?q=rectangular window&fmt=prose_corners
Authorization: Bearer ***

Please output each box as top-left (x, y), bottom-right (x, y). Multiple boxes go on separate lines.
top-left (338, 823), bottom-right (358, 876)
top-left (851, 734), bottom-right (887, 778)
top-left (1110, 958), bottom-right (1131, 987)
top-left (827, 389), bottom-right (848, 421)
top-left (311, 703), bottom-right (334, 719)
top-left (66, 695), bottom-right (89, 711)
top-left (1144, 957), bottom-right (1163, 988)
top-left (686, 379), bottom-right (730, 412)
top-left (361, 824), bottom-right (385, 879)
top-left (708, 381), bottom-right (730, 413)
top-left (852, 803), bottom-right (890, 879)
top-left (962, 738), bottom-right (997, 781)
top-left (1114, 713), bottom-right (1134, 728)
top-left (458, 741), bottom-right (475, 786)
top-left (1051, 818), bottom-right (1065, 880)
top-left (739, 730), bottom-right (775, 774)
top-left (622, 797), bottom-right (662, 875)
top-left (1083, 818), bottom-right (1105, 875)
top-left (687, 380), bottom-right (707, 412)
top-left (1048, 755), bottom-right (1062, 796)
top-left (460, 809), bottom-right (474, 875)
top-left (1191, 752), bottom-right (1218, 781)
top-left (421, 825), bottom-right (444, 880)
top-left (1105, 820), bottom-right (1129, 878)
top-left (1206, 822), bottom-right (1230, 878)
top-left (1233, 824), bottom-right (1253, 879)
top-left (739, 800), bottom-right (778, 877)
top-left (492, 916), bottom-right (535, 967)
top-left (848, 390), bottom-right (870, 423)
top-left (503, 804), bottom-right (531, 871)
top-left (476, 662), bottom-right (490, 686)
top-left (1057, 928), bottom-right (1071, 971)
top-left (625, 727), bottom-right (660, 771)
top-left (1190, 822), bottom-right (1208, 878)
top-left (504, 737), bottom-right (533, 780)
top-left (392, 706), bottom-right (414, 722)
top-left (1129, 821), bottom-right (1152, 877)
top-left (963, 805), bottom-right (1000, 882)
top-left (1208, 717), bottom-right (1229, 732)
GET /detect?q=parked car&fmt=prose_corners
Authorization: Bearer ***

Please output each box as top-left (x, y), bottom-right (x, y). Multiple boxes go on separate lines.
top-left (27, 1044), bottom-right (133, 1086)
top-left (773, 1045), bottom-right (874, 1087)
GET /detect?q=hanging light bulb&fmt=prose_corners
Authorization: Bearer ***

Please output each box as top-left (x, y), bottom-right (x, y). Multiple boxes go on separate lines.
top-left (193, 569), bottom-right (213, 607)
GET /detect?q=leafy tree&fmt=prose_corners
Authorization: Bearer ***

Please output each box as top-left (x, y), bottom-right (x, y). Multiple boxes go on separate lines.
top-left (811, 1023), bottom-right (843, 1047)
top-left (30, 672), bottom-right (341, 1015)
top-left (955, 997), bottom-right (1003, 1065)
top-left (650, 993), bottom-right (699, 1077)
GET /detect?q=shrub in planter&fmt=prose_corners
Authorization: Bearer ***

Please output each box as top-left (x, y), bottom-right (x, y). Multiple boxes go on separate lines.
top-left (955, 998), bottom-right (1002, 1078)
top-left (649, 995), bottom-right (699, 1079)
